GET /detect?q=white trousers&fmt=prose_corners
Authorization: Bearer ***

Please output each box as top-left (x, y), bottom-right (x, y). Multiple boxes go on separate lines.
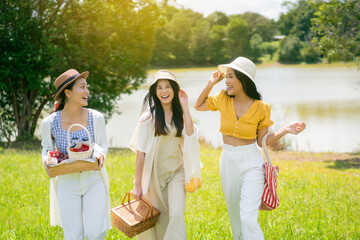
top-left (220, 143), bottom-right (265, 240)
top-left (57, 170), bottom-right (107, 240)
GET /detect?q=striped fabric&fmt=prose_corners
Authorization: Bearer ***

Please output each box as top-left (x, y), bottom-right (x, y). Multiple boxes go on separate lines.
top-left (260, 133), bottom-right (280, 211)
top-left (261, 163), bottom-right (279, 210)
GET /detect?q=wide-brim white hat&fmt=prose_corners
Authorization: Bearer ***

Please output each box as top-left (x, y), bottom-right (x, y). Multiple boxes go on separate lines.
top-left (150, 70), bottom-right (178, 88)
top-left (218, 57), bottom-right (256, 83)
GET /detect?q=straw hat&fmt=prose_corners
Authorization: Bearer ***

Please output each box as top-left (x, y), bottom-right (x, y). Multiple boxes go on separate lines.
top-left (54, 69), bottom-right (89, 101)
top-left (218, 57), bottom-right (256, 83)
top-left (149, 70), bottom-right (178, 88)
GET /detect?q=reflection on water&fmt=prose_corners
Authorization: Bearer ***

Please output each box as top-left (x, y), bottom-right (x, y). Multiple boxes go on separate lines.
top-left (103, 66), bottom-right (360, 152)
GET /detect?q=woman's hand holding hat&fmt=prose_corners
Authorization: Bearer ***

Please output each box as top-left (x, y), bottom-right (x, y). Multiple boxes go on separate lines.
top-left (209, 71), bottom-right (224, 86)
top-left (179, 88), bottom-right (189, 107)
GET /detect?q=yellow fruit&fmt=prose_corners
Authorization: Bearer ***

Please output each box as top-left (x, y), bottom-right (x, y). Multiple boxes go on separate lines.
top-left (185, 177), bottom-right (202, 193)
top-left (195, 177), bottom-right (202, 188)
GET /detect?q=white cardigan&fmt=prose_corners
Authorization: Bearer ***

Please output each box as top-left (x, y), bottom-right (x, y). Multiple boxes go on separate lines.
top-left (41, 109), bottom-right (111, 230)
top-left (128, 110), bottom-right (201, 195)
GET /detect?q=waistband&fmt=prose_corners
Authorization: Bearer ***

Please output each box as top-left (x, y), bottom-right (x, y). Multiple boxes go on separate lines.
top-left (222, 142), bottom-right (258, 153)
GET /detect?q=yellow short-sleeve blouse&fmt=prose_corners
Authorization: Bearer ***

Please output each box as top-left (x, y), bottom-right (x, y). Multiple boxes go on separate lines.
top-left (206, 90), bottom-right (273, 139)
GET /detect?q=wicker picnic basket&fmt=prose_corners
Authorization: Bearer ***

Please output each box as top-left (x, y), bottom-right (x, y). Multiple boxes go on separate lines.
top-left (66, 123), bottom-right (94, 160)
top-left (111, 192), bottom-right (160, 238)
top-left (45, 156), bottom-right (99, 178)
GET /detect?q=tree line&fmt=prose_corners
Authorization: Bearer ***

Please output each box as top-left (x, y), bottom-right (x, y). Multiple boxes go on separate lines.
top-left (0, 0), bottom-right (359, 141)
top-left (150, 0), bottom-right (359, 66)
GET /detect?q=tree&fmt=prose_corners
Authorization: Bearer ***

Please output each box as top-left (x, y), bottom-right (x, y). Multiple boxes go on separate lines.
top-left (0, 0), bottom-right (160, 141)
top-left (189, 20), bottom-right (211, 64)
top-left (209, 25), bottom-right (230, 65)
top-left (166, 12), bottom-right (193, 65)
top-left (261, 42), bottom-right (278, 60)
top-left (249, 34), bottom-right (263, 63)
top-left (241, 12), bottom-right (277, 42)
top-left (207, 11), bottom-right (229, 27)
top-left (302, 43), bottom-right (321, 63)
top-left (278, 36), bottom-right (303, 63)
top-left (225, 17), bottom-right (250, 59)
top-left (311, 0), bottom-right (360, 62)
top-left (277, 0), bottom-right (318, 42)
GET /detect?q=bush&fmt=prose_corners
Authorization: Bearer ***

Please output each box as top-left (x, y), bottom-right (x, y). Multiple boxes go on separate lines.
top-left (278, 36), bottom-right (303, 63)
top-left (261, 42), bottom-right (279, 60)
top-left (302, 44), bottom-right (321, 63)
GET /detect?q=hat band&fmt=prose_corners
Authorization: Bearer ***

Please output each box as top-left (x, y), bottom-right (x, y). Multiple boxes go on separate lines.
top-left (57, 74), bottom-right (80, 92)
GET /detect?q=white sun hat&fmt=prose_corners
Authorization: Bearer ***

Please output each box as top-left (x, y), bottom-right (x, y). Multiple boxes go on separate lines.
top-left (218, 57), bottom-right (256, 83)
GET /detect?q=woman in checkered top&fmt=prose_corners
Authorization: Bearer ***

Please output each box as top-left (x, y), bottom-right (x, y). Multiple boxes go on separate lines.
top-left (41, 69), bottom-right (111, 240)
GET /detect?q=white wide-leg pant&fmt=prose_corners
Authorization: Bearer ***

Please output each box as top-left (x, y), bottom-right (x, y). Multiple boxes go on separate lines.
top-left (220, 143), bottom-right (265, 240)
top-left (57, 170), bottom-right (107, 240)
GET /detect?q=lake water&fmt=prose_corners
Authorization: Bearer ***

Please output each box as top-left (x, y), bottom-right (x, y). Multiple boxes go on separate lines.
top-left (105, 65), bottom-right (360, 153)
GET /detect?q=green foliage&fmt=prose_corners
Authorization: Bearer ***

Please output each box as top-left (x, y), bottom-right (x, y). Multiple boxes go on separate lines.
top-left (311, 0), bottom-right (360, 62)
top-left (302, 43), bottom-right (321, 63)
top-left (206, 11), bottom-right (229, 27)
top-left (0, 0), bottom-right (160, 140)
top-left (209, 25), bottom-right (230, 65)
top-left (278, 36), bottom-right (304, 63)
top-left (249, 34), bottom-right (263, 63)
top-left (278, 0), bottom-right (318, 42)
top-left (261, 42), bottom-right (279, 60)
top-left (1, 147), bottom-right (359, 239)
top-left (225, 17), bottom-right (250, 58)
top-left (152, 10), bottom-right (279, 66)
top-left (241, 12), bottom-right (277, 42)
top-left (189, 20), bottom-right (211, 64)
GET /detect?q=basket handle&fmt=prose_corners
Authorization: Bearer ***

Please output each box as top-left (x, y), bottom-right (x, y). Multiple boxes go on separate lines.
top-left (121, 192), bottom-right (154, 221)
top-left (121, 192), bottom-right (132, 205)
top-left (67, 123), bottom-right (92, 147)
top-left (140, 196), bottom-right (154, 221)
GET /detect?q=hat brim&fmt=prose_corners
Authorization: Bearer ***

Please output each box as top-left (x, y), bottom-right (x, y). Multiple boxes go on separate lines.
top-left (218, 64), bottom-right (255, 83)
top-left (149, 78), bottom-right (179, 89)
top-left (54, 71), bottom-right (89, 101)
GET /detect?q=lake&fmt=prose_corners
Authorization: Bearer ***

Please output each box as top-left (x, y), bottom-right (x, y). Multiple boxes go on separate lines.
top-left (105, 65), bottom-right (360, 153)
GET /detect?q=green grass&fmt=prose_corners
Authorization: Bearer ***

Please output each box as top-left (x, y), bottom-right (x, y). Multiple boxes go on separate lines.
top-left (1, 146), bottom-right (359, 239)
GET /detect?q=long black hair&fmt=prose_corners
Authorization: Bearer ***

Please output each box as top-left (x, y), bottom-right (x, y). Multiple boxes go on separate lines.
top-left (142, 79), bottom-right (184, 137)
top-left (233, 69), bottom-right (262, 100)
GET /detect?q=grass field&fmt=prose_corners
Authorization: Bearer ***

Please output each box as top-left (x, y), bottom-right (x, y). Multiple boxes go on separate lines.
top-left (0, 144), bottom-right (359, 239)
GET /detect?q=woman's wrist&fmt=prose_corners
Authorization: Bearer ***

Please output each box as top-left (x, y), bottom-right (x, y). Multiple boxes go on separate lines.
top-left (207, 80), bottom-right (216, 87)
top-left (182, 103), bottom-right (191, 114)
top-left (282, 126), bottom-right (291, 135)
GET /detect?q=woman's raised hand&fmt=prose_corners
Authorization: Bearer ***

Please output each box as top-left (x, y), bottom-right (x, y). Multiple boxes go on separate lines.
top-left (179, 88), bottom-right (189, 107)
top-left (209, 71), bottom-right (224, 85)
top-left (286, 122), bottom-right (306, 135)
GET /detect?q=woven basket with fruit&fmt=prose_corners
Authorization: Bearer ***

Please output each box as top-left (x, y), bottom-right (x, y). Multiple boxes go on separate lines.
top-left (66, 123), bottom-right (94, 160)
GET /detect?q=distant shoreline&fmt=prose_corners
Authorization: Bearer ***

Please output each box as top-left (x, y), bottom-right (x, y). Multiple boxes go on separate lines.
top-left (149, 61), bottom-right (359, 71)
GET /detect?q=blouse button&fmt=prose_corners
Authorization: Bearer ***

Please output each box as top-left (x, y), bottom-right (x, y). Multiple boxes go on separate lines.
top-left (233, 133), bottom-right (235, 135)
top-left (235, 126), bottom-right (238, 128)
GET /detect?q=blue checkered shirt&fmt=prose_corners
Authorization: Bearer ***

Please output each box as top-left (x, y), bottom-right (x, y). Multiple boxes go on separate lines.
top-left (50, 109), bottom-right (95, 154)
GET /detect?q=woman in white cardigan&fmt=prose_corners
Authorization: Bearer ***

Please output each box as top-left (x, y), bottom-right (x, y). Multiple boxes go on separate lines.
top-left (41, 69), bottom-right (111, 240)
top-left (129, 70), bottom-right (200, 240)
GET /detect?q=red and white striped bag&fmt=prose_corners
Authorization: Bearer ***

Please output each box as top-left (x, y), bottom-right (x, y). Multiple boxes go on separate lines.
top-left (259, 133), bottom-right (280, 211)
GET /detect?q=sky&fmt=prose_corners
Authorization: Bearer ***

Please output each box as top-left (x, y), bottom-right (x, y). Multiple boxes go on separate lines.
top-left (171, 0), bottom-right (299, 20)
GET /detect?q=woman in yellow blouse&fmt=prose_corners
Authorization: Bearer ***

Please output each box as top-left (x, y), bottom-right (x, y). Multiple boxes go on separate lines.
top-left (195, 57), bottom-right (305, 240)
